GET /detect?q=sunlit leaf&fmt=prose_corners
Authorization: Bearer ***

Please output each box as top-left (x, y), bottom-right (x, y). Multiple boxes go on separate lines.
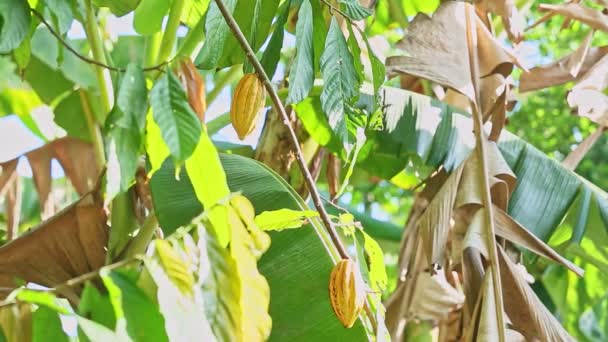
top-left (185, 131), bottom-right (231, 247)
top-left (254, 208), bottom-right (319, 231)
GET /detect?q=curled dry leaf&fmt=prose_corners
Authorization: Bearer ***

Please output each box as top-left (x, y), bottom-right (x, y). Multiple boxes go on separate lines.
top-left (26, 145), bottom-right (55, 218)
top-left (498, 247), bottom-right (575, 341)
top-left (0, 191), bottom-right (108, 294)
top-left (329, 259), bottom-right (366, 328)
top-left (230, 73), bottom-right (267, 140)
top-left (406, 269), bottom-right (465, 322)
top-left (476, 0), bottom-right (525, 43)
top-left (539, 2), bottom-right (608, 32)
top-left (52, 137), bottom-right (100, 196)
top-left (176, 57), bottom-right (207, 122)
top-left (567, 54), bottom-right (608, 124)
top-left (519, 46), bottom-right (608, 92)
top-left (386, 1), bottom-right (521, 105)
top-left (565, 30), bottom-right (595, 78)
top-left (562, 126), bottom-right (607, 171)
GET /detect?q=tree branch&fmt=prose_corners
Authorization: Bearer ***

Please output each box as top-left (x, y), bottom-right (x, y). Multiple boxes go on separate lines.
top-left (30, 9), bottom-right (168, 73)
top-left (211, 0), bottom-right (349, 260)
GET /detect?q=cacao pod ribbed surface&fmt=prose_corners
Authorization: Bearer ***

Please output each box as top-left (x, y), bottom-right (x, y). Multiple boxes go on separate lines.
top-left (329, 258), bottom-right (365, 328)
top-left (230, 73), bottom-right (266, 140)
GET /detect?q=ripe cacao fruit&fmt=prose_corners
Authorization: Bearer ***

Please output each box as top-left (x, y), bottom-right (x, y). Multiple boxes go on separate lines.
top-left (230, 73), bottom-right (266, 140)
top-left (176, 57), bottom-right (206, 122)
top-left (329, 258), bottom-right (366, 328)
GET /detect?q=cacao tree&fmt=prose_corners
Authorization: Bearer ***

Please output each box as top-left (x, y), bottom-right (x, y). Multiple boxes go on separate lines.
top-left (0, 0), bottom-right (606, 341)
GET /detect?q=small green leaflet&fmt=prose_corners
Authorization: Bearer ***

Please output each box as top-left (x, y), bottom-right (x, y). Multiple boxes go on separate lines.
top-left (320, 17), bottom-right (360, 144)
top-left (286, 0), bottom-right (314, 105)
top-left (15, 289), bottom-right (71, 314)
top-left (260, 0), bottom-right (290, 78)
top-left (195, 0), bottom-right (238, 69)
top-left (150, 69), bottom-right (202, 166)
top-left (254, 209), bottom-right (319, 231)
top-left (93, 0), bottom-right (140, 17)
top-left (338, 0), bottom-right (373, 20)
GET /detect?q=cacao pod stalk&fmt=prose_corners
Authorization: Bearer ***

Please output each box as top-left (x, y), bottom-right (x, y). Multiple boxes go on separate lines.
top-left (329, 258), bottom-right (366, 328)
top-left (230, 73), bottom-right (266, 140)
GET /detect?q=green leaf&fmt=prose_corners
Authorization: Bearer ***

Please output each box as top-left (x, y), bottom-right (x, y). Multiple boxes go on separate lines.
top-left (254, 208), bottom-right (319, 231)
top-left (260, 0), bottom-right (290, 78)
top-left (286, 0), bottom-right (314, 105)
top-left (117, 64), bottom-right (147, 131)
top-left (195, 0), bottom-right (237, 69)
top-left (362, 34), bottom-right (385, 95)
top-left (54, 91), bottom-right (91, 141)
top-left (339, 0), bottom-right (372, 20)
top-left (294, 94), bottom-right (342, 151)
top-left (0, 0), bottom-right (31, 53)
top-left (93, 0), bottom-right (141, 17)
top-left (101, 270), bottom-right (169, 342)
top-left (16, 290), bottom-right (70, 314)
top-left (145, 110), bottom-right (171, 177)
top-left (46, 0), bottom-right (74, 34)
top-left (134, 0), bottom-right (170, 35)
top-left (148, 154), bottom-right (369, 340)
top-left (181, 0), bottom-right (211, 28)
top-left (0, 88), bottom-right (45, 139)
top-left (106, 64), bottom-right (147, 198)
top-left (79, 283), bottom-right (117, 331)
top-left (311, 0), bottom-right (327, 73)
top-left (185, 130), bottom-right (232, 247)
top-left (150, 69), bottom-right (202, 165)
top-left (12, 33), bottom-right (31, 71)
top-left (346, 24), bottom-right (364, 83)
top-left (320, 17), bottom-right (359, 143)
top-left (215, 0), bottom-right (279, 69)
top-left (32, 306), bottom-right (68, 342)
top-left (358, 230), bottom-right (387, 292)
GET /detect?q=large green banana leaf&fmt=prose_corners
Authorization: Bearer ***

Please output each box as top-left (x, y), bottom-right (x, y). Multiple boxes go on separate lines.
top-left (149, 154), bottom-right (368, 341)
top-left (298, 85), bottom-right (608, 245)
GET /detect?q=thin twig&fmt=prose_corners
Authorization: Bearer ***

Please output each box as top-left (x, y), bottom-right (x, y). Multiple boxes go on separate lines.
top-left (212, 0), bottom-right (349, 260)
top-left (30, 9), bottom-right (168, 73)
top-left (54, 258), bottom-right (139, 293)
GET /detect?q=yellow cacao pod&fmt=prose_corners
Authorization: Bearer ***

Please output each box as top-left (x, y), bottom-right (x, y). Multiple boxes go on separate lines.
top-left (230, 73), bottom-right (266, 140)
top-left (329, 259), bottom-right (366, 328)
